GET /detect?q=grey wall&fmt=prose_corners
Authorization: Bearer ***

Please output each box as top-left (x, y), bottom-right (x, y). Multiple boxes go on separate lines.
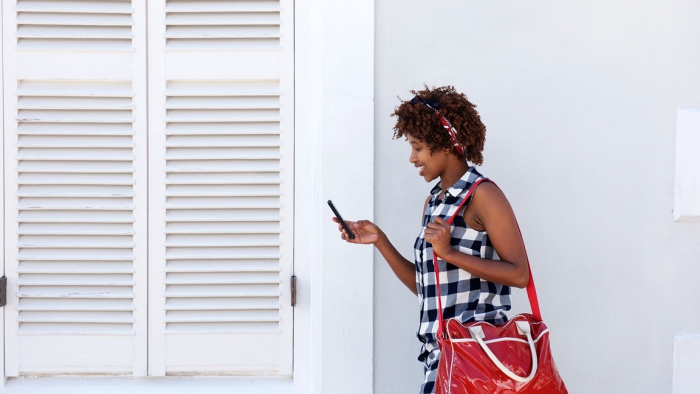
top-left (374, 1), bottom-right (700, 393)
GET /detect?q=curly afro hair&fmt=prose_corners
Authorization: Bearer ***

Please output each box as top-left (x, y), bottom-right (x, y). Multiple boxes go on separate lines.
top-left (392, 85), bottom-right (486, 165)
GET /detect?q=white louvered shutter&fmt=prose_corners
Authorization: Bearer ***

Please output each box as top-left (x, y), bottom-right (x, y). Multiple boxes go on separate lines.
top-left (148, 0), bottom-right (294, 375)
top-left (2, 0), bottom-right (148, 376)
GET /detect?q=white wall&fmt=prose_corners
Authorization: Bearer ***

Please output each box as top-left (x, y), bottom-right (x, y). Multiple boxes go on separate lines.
top-left (295, 1), bottom-right (375, 393)
top-left (374, 1), bottom-right (700, 393)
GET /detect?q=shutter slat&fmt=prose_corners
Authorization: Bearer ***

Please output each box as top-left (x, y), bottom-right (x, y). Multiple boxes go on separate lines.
top-left (17, 85), bottom-right (134, 97)
top-left (165, 173), bottom-right (281, 186)
top-left (18, 287), bottom-right (134, 298)
top-left (165, 98), bottom-right (281, 110)
top-left (18, 298), bottom-right (134, 311)
top-left (17, 156), bottom-right (135, 162)
top-left (165, 289), bottom-right (280, 298)
top-left (166, 1), bottom-right (280, 13)
top-left (166, 13), bottom-right (280, 25)
top-left (18, 194), bottom-right (135, 198)
top-left (166, 125), bottom-right (280, 136)
top-left (17, 105), bottom-right (134, 110)
top-left (17, 14), bottom-right (134, 26)
top-left (16, 120), bottom-right (134, 125)
top-left (165, 297), bottom-right (279, 310)
top-left (165, 117), bottom-right (279, 123)
top-left (166, 267), bottom-right (281, 273)
top-left (18, 269), bottom-right (135, 274)
top-left (165, 280), bottom-right (281, 286)
top-left (165, 155), bottom-right (280, 160)
top-left (166, 192), bottom-right (279, 197)
top-left (165, 204), bottom-right (281, 210)
top-left (17, 0), bottom-right (132, 14)
top-left (164, 317), bottom-right (279, 324)
top-left (18, 256), bottom-right (135, 261)
top-left (19, 161), bottom-right (133, 171)
top-left (19, 279), bottom-right (135, 286)
top-left (166, 261), bottom-right (278, 270)
top-left (17, 324), bottom-right (134, 335)
top-left (165, 323), bottom-right (277, 334)
top-left (19, 187), bottom-right (133, 196)
top-left (18, 314), bottom-right (134, 324)
top-left (18, 211), bottom-right (135, 223)
top-left (166, 213), bottom-right (280, 222)
top-left (19, 169), bottom-right (134, 174)
top-left (165, 254), bottom-right (279, 261)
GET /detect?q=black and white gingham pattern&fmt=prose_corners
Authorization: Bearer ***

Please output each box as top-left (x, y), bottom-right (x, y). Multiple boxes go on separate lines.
top-left (414, 166), bottom-right (511, 394)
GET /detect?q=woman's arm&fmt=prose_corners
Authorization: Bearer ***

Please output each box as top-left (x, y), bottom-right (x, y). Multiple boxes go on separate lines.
top-left (424, 182), bottom-right (530, 288)
top-left (374, 230), bottom-right (418, 295)
top-left (334, 218), bottom-right (417, 295)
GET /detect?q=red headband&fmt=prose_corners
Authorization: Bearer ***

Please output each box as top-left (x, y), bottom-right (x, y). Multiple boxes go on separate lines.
top-left (411, 98), bottom-right (465, 156)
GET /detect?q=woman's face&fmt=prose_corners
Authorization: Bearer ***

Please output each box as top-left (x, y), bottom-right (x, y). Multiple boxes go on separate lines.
top-left (407, 134), bottom-right (450, 182)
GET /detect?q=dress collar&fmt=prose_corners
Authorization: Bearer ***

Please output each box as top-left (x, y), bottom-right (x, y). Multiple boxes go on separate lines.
top-left (430, 166), bottom-right (483, 200)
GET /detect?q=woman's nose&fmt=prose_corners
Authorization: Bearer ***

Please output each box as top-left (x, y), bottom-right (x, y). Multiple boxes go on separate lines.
top-left (409, 151), bottom-right (417, 163)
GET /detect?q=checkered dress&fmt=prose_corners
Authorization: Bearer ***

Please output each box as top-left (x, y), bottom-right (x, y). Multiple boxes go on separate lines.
top-left (414, 166), bottom-right (511, 394)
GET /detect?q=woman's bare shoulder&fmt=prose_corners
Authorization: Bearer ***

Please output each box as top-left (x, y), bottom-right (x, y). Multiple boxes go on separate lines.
top-left (471, 180), bottom-right (515, 218)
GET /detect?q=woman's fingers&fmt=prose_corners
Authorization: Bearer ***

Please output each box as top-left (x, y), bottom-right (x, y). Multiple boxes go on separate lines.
top-left (332, 217), bottom-right (348, 232)
top-left (424, 228), bottom-right (444, 235)
top-left (426, 221), bottom-right (449, 230)
top-left (332, 217), bottom-right (378, 245)
top-left (335, 219), bottom-right (344, 238)
top-left (340, 229), bottom-right (357, 243)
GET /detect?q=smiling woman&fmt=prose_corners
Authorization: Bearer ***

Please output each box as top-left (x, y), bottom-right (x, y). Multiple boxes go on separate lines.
top-left (332, 85), bottom-right (534, 394)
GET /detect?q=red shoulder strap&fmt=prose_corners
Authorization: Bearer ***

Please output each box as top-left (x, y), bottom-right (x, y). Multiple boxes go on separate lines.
top-left (432, 178), bottom-right (541, 342)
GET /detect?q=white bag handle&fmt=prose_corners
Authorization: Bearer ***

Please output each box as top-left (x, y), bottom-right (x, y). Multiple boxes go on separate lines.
top-left (468, 321), bottom-right (538, 383)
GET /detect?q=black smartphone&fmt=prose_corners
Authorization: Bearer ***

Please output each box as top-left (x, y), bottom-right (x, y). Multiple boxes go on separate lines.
top-left (327, 200), bottom-right (355, 240)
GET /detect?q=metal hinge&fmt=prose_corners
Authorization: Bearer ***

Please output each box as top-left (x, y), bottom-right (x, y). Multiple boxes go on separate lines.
top-left (290, 275), bottom-right (297, 307)
top-left (0, 276), bottom-right (6, 307)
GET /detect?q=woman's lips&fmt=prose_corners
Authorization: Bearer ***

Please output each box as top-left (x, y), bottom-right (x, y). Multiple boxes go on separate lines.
top-left (418, 166), bottom-right (425, 176)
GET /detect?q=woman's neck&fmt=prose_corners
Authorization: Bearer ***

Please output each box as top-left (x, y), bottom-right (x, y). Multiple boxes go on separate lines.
top-left (440, 160), bottom-right (470, 193)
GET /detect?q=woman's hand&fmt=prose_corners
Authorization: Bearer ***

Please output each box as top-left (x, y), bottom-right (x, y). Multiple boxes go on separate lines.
top-left (332, 217), bottom-right (381, 245)
top-left (424, 216), bottom-right (454, 259)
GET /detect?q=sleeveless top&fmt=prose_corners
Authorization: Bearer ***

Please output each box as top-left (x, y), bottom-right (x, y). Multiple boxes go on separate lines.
top-left (414, 166), bottom-right (511, 360)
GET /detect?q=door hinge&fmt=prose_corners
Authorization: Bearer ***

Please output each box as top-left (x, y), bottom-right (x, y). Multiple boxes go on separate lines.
top-left (0, 276), bottom-right (6, 307)
top-left (290, 275), bottom-right (297, 307)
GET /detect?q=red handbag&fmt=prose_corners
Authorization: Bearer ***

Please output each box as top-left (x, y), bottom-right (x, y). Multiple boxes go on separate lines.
top-left (433, 179), bottom-right (568, 394)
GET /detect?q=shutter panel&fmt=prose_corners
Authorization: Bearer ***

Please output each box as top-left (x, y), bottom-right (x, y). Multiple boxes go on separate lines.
top-left (148, 0), bottom-right (294, 376)
top-left (3, 1), bottom-right (148, 376)
top-left (163, 81), bottom-right (283, 336)
top-left (15, 80), bottom-right (136, 336)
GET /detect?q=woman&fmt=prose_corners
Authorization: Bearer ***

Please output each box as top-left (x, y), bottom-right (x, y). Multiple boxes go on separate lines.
top-left (333, 85), bottom-right (530, 394)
